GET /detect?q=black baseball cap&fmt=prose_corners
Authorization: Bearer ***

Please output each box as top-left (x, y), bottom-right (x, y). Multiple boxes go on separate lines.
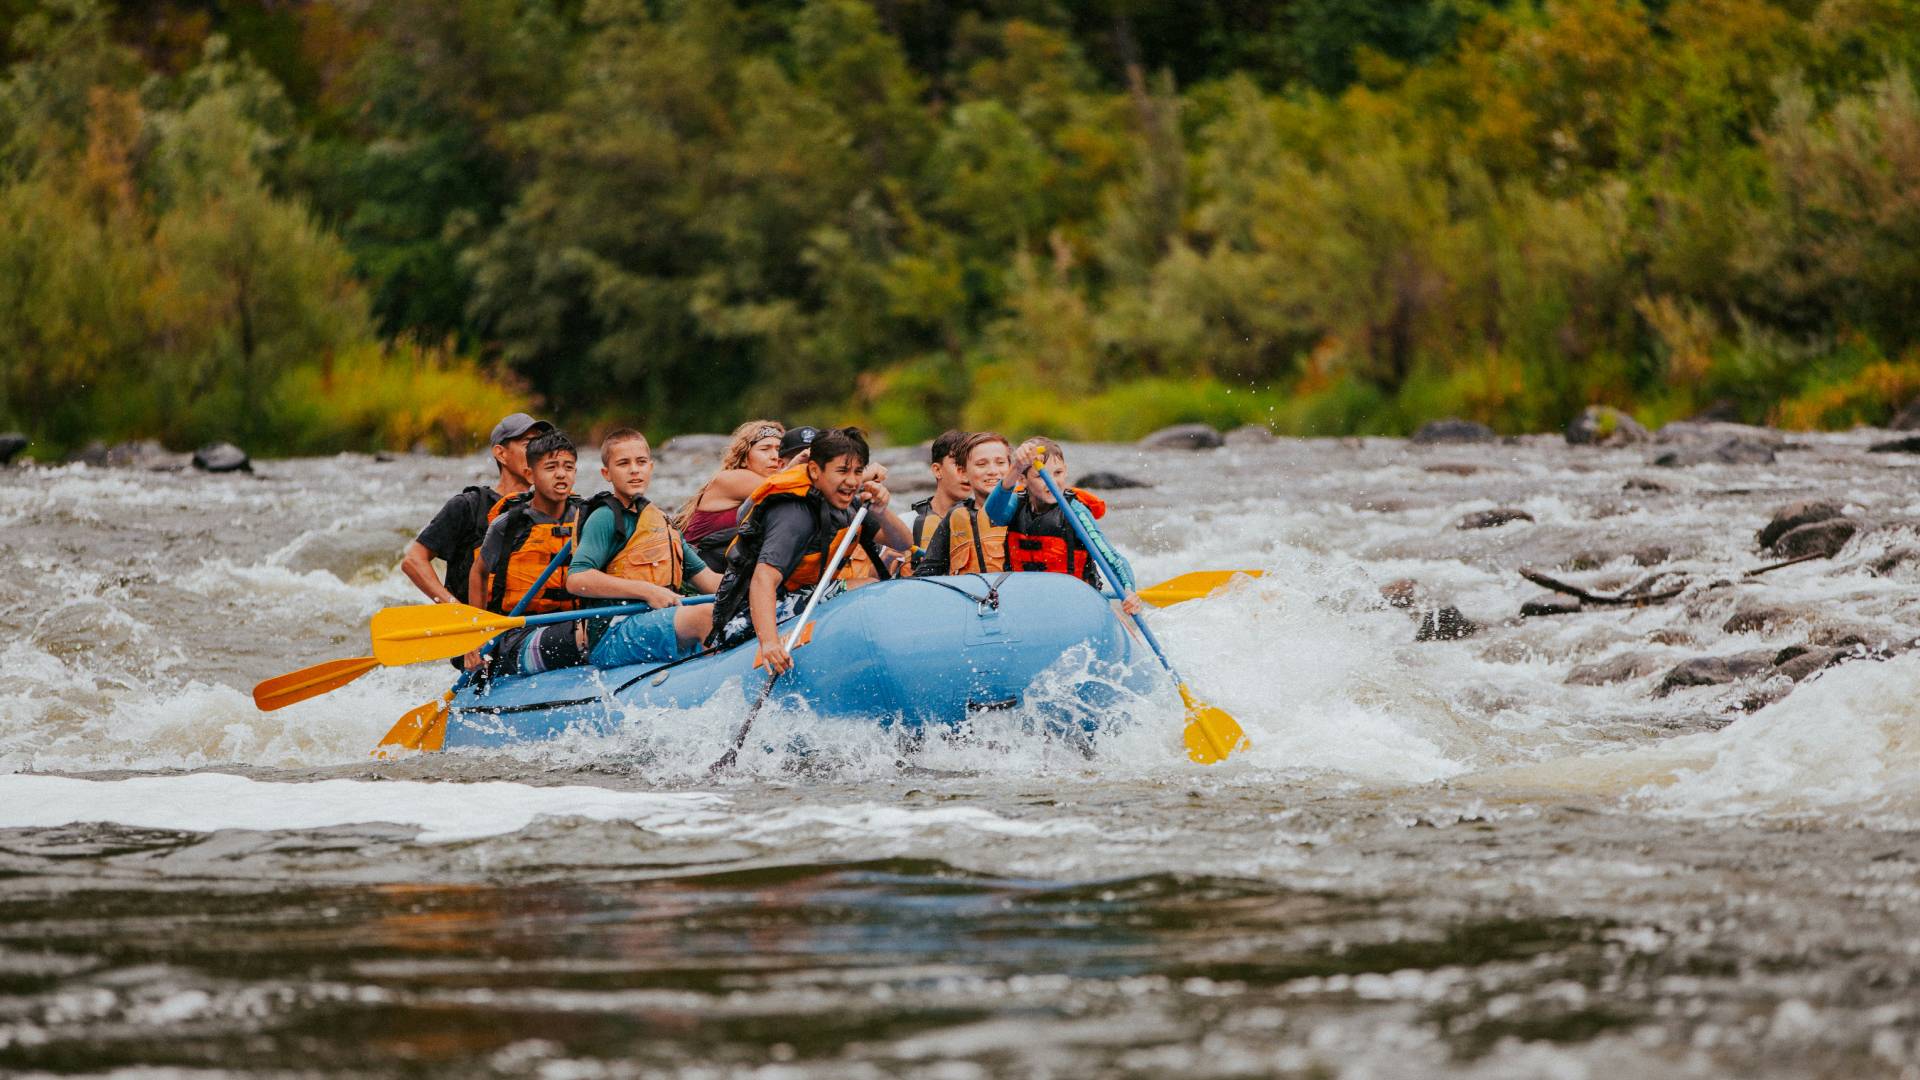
top-left (489, 412), bottom-right (553, 446)
top-left (779, 426), bottom-right (820, 459)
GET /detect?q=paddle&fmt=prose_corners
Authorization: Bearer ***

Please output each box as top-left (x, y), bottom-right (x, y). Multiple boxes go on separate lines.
top-left (376, 536), bottom-right (576, 754)
top-left (252, 655), bottom-right (379, 712)
top-left (1030, 451), bottom-right (1248, 765)
top-left (709, 500), bottom-right (870, 774)
top-left (1137, 569), bottom-right (1265, 608)
top-left (371, 596), bottom-right (715, 666)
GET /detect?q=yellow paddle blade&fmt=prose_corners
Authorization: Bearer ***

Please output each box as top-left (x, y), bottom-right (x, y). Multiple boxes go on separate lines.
top-left (1139, 570), bottom-right (1265, 608)
top-left (370, 602), bottom-right (524, 666)
top-left (252, 656), bottom-right (379, 712)
top-left (1179, 683), bottom-right (1248, 765)
top-left (374, 691), bottom-right (452, 756)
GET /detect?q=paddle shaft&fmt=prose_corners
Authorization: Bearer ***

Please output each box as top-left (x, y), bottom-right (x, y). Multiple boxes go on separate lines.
top-left (1030, 459), bottom-right (1182, 678)
top-left (712, 501), bottom-right (871, 772)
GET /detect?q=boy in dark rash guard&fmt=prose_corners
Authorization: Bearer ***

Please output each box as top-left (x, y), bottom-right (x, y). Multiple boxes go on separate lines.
top-left (984, 436), bottom-right (1142, 615)
top-left (705, 428), bottom-right (913, 674)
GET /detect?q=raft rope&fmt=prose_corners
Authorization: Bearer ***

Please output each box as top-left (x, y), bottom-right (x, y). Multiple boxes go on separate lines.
top-left (897, 571), bottom-right (1013, 611)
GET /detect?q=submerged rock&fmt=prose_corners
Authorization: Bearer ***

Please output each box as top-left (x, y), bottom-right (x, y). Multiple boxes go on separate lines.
top-left (1076, 471), bottom-right (1150, 490)
top-left (1565, 405), bottom-right (1649, 446)
top-left (1456, 507), bottom-right (1534, 530)
top-left (1651, 421), bottom-right (1783, 467)
top-left (1379, 578), bottom-right (1421, 609)
top-left (1869, 436), bottom-right (1920, 454)
top-left (106, 439), bottom-right (191, 471)
top-left (1137, 423), bottom-right (1224, 450)
top-left (1410, 418), bottom-right (1495, 445)
top-left (1622, 476), bottom-right (1670, 493)
top-left (0, 432), bottom-right (27, 465)
top-left (192, 442), bottom-right (252, 474)
top-left (1773, 645), bottom-right (1845, 682)
top-left (1654, 650), bottom-right (1777, 696)
top-left (1566, 651), bottom-right (1665, 686)
top-left (1414, 605), bottom-right (1478, 641)
top-left (1771, 518), bottom-right (1858, 559)
top-left (1757, 499), bottom-right (1843, 549)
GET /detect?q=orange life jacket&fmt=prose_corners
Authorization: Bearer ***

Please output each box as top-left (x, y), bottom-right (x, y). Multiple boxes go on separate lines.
top-left (484, 495), bottom-right (584, 615)
top-left (1004, 488), bottom-right (1104, 583)
top-left (602, 497), bottom-right (685, 590)
top-left (943, 502), bottom-right (1007, 575)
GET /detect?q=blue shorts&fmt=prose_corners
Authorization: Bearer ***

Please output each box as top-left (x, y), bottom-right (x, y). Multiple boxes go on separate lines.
top-left (589, 607), bottom-right (696, 668)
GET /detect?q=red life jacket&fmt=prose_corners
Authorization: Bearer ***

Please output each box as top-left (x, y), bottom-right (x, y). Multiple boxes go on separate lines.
top-left (1005, 488), bottom-right (1104, 583)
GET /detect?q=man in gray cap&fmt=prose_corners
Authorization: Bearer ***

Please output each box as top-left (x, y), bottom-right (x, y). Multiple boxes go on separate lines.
top-left (399, 412), bottom-right (554, 608)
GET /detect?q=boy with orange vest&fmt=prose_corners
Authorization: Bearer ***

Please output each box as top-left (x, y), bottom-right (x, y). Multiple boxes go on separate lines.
top-left (569, 428), bottom-right (724, 667)
top-left (706, 427), bottom-right (913, 674)
top-left (984, 437), bottom-right (1143, 614)
top-left (913, 431), bottom-right (1012, 576)
top-left (471, 430), bottom-right (586, 675)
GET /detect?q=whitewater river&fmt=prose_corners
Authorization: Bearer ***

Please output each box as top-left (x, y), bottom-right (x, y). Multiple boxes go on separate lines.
top-left (2, 430), bottom-right (1918, 1078)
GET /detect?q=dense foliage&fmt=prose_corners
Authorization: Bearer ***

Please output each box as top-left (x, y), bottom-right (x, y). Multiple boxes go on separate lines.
top-left (3, 0), bottom-right (1919, 454)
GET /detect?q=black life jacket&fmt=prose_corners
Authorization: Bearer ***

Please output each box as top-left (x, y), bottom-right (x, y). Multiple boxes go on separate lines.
top-left (705, 464), bottom-right (890, 645)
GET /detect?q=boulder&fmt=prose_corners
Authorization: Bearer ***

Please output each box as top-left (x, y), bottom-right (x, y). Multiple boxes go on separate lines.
top-left (1757, 499), bottom-right (1843, 549)
top-left (1892, 397), bottom-right (1920, 431)
top-left (1774, 645), bottom-right (1844, 682)
top-left (1137, 423), bottom-right (1224, 450)
top-left (1654, 650), bottom-right (1777, 696)
top-left (1622, 476), bottom-right (1670, 493)
top-left (1565, 405), bottom-right (1650, 447)
top-left (1631, 544), bottom-right (1672, 566)
top-left (1566, 652), bottom-right (1665, 686)
top-left (0, 432), bottom-right (27, 465)
top-left (192, 442), bottom-right (252, 474)
top-left (68, 441), bottom-right (109, 466)
top-left (1414, 605), bottom-right (1478, 641)
top-left (1652, 438), bottom-right (1777, 467)
top-left (1076, 470), bottom-right (1150, 490)
top-left (1521, 593), bottom-right (1581, 617)
top-left (1456, 507), bottom-right (1535, 530)
top-left (659, 433), bottom-right (732, 460)
top-left (1869, 436), bottom-right (1920, 454)
top-left (1654, 420), bottom-right (1786, 447)
top-left (1410, 418), bottom-right (1495, 445)
top-left (1870, 546), bottom-right (1919, 577)
top-left (1771, 518), bottom-right (1857, 559)
top-left (1224, 424), bottom-right (1277, 446)
top-left (1722, 601), bottom-right (1811, 634)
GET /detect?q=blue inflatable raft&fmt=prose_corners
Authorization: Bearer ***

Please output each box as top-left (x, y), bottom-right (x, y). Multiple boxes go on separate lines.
top-left (441, 573), bottom-right (1162, 749)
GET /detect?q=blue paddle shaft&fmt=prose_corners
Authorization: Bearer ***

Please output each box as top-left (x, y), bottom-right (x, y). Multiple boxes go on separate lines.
top-left (1031, 460), bottom-right (1182, 681)
top-left (517, 595), bottom-right (714, 627)
top-left (454, 538), bottom-right (575, 691)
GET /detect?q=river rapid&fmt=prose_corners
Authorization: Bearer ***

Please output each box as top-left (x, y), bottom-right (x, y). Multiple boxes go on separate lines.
top-left (2, 431), bottom-right (1918, 1078)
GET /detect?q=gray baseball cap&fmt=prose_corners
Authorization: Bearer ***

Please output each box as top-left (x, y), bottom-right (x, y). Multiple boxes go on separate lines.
top-left (489, 412), bottom-right (553, 446)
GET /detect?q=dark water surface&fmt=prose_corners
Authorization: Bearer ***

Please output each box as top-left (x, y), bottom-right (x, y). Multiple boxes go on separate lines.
top-left (3, 434), bottom-right (1919, 1077)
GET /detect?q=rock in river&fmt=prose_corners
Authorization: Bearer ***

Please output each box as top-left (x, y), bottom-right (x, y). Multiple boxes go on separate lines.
top-left (1654, 650), bottom-right (1777, 696)
top-left (1771, 518), bottom-right (1858, 560)
top-left (1869, 436), bottom-right (1920, 454)
top-left (1076, 471), bottom-right (1149, 490)
top-left (0, 432), bottom-right (26, 465)
top-left (1410, 418), bottom-right (1495, 445)
top-left (1456, 507), bottom-right (1534, 530)
top-left (1224, 424), bottom-right (1276, 446)
top-left (1757, 499), bottom-right (1843, 550)
top-left (1565, 405), bottom-right (1649, 447)
top-left (1414, 605), bottom-right (1478, 641)
top-left (1137, 423), bottom-right (1224, 450)
top-left (192, 442), bottom-right (252, 474)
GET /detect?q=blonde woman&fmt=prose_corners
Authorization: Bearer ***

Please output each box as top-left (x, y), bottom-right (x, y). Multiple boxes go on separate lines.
top-left (677, 420), bottom-right (785, 571)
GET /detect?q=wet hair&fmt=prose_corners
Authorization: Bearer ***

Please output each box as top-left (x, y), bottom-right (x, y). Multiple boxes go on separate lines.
top-left (929, 429), bottom-right (968, 466)
top-left (526, 430), bottom-right (577, 470)
top-left (958, 430), bottom-right (1011, 464)
top-left (809, 427), bottom-right (871, 470)
top-left (600, 427), bottom-right (646, 457)
top-left (1017, 435), bottom-right (1064, 465)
